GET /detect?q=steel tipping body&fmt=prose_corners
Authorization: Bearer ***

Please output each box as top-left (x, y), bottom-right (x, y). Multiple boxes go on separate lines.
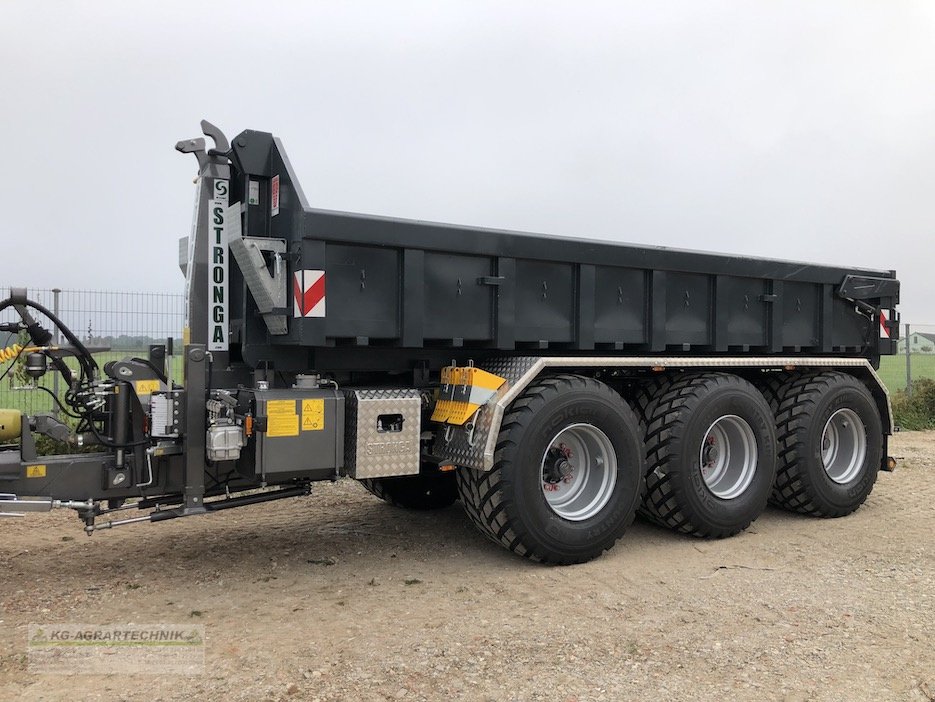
top-left (217, 128), bottom-right (899, 377)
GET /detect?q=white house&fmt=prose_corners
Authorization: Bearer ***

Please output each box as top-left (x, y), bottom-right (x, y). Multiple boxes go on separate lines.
top-left (897, 332), bottom-right (935, 354)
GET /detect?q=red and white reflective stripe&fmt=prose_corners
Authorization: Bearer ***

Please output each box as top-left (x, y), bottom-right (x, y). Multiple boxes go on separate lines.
top-left (880, 309), bottom-right (891, 339)
top-left (293, 270), bottom-right (326, 318)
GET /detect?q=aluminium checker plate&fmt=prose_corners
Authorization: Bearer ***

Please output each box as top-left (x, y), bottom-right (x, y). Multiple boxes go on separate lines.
top-left (433, 357), bottom-right (539, 472)
top-left (346, 389), bottom-right (422, 479)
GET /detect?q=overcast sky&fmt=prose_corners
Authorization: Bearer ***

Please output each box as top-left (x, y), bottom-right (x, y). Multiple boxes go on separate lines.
top-left (1, 1), bottom-right (934, 322)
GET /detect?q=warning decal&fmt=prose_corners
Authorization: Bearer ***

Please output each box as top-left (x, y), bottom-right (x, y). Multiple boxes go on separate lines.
top-left (880, 309), bottom-right (892, 339)
top-left (293, 270), bottom-right (326, 318)
top-left (271, 175), bottom-right (280, 217)
top-left (134, 380), bottom-right (161, 396)
top-left (302, 398), bottom-right (324, 431)
top-left (266, 399), bottom-right (299, 438)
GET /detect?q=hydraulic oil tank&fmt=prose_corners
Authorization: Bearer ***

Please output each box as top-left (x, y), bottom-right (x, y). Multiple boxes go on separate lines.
top-left (241, 386), bottom-right (344, 481)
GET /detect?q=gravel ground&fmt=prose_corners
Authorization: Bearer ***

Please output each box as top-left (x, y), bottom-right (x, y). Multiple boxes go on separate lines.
top-left (1, 431), bottom-right (933, 702)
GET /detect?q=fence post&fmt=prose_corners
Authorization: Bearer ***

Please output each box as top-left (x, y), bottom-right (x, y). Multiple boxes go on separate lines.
top-left (52, 288), bottom-right (61, 417)
top-left (52, 288), bottom-right (62, 417)
top-left (905, 322), bottom-right (912, 398)
top-left (165, 336), bottom-right (173, 387)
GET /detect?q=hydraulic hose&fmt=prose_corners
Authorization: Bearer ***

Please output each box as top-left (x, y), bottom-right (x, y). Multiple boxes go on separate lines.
top-left (0, 344), bottom-right (23, 362)
top-left (0, 295), bottom-right (97, 379)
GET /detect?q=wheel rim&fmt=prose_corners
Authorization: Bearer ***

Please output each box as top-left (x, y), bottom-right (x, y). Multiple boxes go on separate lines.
top-left (821, 408), bottom-right (867, 484)
top-left (540, 423), bottom-right (617, 521)
top-left (699, 415), bottom-right (758, 500)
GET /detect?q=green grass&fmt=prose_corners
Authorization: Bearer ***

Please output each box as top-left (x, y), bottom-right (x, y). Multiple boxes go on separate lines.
top-left (877, 354), bottom-right (935, 393)
top-left (891, 376), bottom-right (935, 430)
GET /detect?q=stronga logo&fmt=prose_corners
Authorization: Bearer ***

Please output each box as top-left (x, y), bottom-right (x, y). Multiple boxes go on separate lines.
top-left (207, 180), bottom-right (229, 351)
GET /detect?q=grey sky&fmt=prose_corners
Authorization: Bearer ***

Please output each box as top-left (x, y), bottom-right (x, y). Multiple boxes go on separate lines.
top-left (1, 1), bottom-right (933, 321)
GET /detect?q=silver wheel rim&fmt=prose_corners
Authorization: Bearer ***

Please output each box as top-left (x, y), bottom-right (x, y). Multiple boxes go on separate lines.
top-left (699, 415), bottom-right (758, 500)
top-left (540, 423), bottom-right (617, 521)
top-left (821, 408), bottom-right (867, 484)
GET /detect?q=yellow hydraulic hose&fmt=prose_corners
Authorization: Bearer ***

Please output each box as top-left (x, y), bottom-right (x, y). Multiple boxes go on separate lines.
top-left (0, 344), bottom-right (23, 362)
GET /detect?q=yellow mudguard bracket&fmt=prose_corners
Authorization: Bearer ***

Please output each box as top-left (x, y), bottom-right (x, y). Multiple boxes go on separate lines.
top-left (431, 366), bottom-right (506, 426)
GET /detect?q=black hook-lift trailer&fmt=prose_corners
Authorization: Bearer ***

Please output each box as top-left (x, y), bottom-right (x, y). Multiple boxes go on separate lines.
top-left (0, 121), bottom-right (900, 564)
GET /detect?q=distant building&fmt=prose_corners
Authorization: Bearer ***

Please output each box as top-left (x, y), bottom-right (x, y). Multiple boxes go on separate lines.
top-left (897, 332), bottom-right (935, 354)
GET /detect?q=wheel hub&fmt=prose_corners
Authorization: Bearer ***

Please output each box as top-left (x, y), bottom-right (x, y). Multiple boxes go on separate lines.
top-left (540, 424), bottom-right (617, 521)
top-left (701, 436), bottom-right (721, 470)
top-left (544, 444), bottom-right (575, 484)
top-left (698, 415), bottom-right (757, 500)
top-left (820, 408), bottom-right (867, 484)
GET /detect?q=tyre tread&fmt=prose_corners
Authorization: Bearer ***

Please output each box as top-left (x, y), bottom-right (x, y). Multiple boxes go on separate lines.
top-left (638, 372), bottom-right (772, 538)
top-left (770, 371), bottom-right (876, 517)
top-left (456, 373), bottom-right (642, 564)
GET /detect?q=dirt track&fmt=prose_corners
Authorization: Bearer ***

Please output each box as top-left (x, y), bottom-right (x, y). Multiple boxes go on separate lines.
top-left (1, 431), bottom-right (933, 701)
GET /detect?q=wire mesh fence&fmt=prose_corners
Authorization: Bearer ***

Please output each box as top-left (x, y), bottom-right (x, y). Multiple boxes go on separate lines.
top-left (0, 288), bottom-right (184, 416)
top-left (879, 323), bottom-right (935, 396)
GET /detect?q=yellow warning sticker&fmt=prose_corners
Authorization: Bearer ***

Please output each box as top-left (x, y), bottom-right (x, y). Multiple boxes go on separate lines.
top-left (26, 464), bottom-right (46, 478)
top-left (267, 399), bottom-right (296, 415)
top-left (302, 398), bottom-right (324, 431)
top-left (134, 379), bottom-right (161, 396)
top-left (267, 413), bottom-right (299, 437)
top-left (266, 399), bottom-right (298, 437)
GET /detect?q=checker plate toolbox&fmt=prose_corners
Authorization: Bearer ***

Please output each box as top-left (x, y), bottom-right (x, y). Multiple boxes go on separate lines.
top-left (346, 390), bottom-right (421, 479)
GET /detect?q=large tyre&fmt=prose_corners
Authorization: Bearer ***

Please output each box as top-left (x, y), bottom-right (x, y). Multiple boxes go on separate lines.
top-left (770, 372), bottom-right (882, 517)
top-left (359, 465), bottom-right (458, 510)
top-left (638, 373), bottom-right (777, 538)
top-left (755, 370), bottom-right (797, 410)
top-left (456, 374), bottom-right (644, 565)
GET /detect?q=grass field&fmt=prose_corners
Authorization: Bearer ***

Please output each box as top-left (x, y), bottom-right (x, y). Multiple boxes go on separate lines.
top-left (877, 353), bottom-right (935, 393)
